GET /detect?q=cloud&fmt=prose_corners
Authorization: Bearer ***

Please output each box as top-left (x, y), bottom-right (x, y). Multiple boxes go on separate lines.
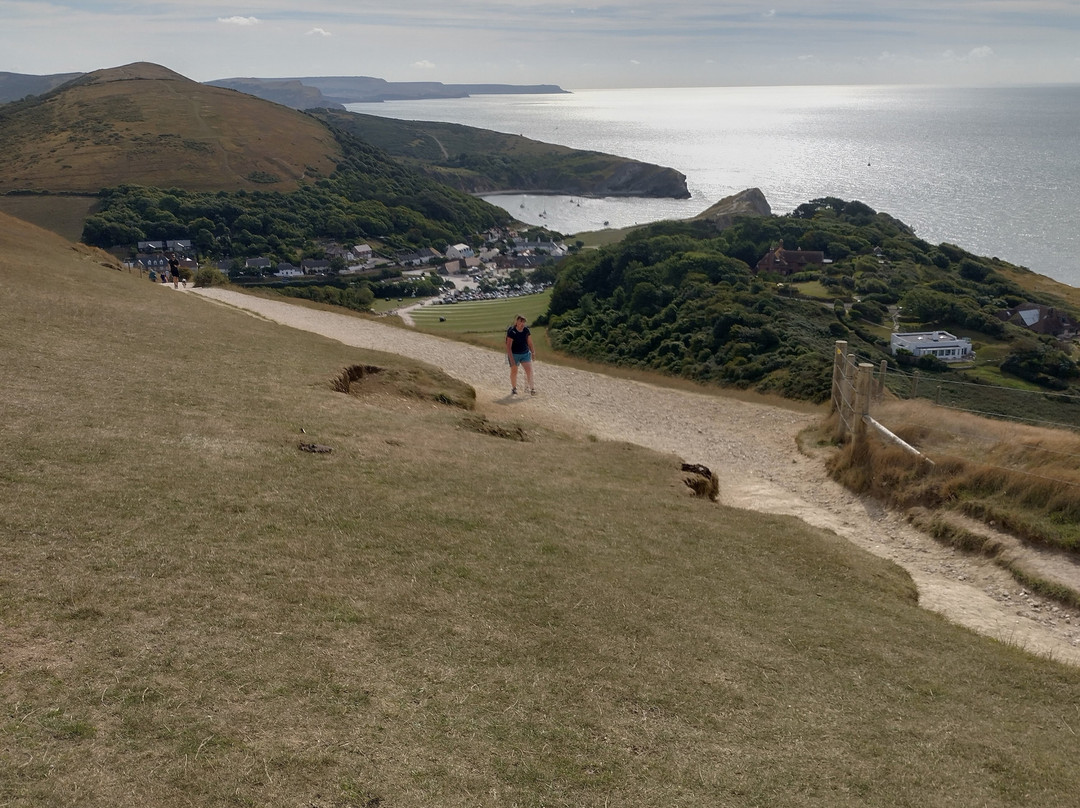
top-left (413, 60), bottom-right (436, 70)
top-left (942, 45), bottom-right (996, 62)
top-left (218, 16), bottom-right (259, 26)
top-left (306, 27), bottom-right (332, 37)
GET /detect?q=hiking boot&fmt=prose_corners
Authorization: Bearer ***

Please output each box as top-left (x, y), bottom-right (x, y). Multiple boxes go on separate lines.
top-left (511, 387), bottom-right (518, 395)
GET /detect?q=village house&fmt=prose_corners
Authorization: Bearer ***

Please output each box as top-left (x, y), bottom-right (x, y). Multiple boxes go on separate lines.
top-left (755, 241), bottom-right (826, 276)
top-left (324, 244), bottom-right (358, 264)
top-left (445, 243), bottom-right (475, 260)
top-left (997, 303), bottom-right (1078, 338)
top-left (136, 239), bottom-right (192, 255)
top-left (301, 258), bottom-right (331, 275)
top-left (890, 330), bottom-right (974, 362)
top-left (245, 257), bottom-right (272, 273)
top-left (495, 254), bottom-right (550, 271)
top-left (134, 253), bottom-right (169, 273)
top-left (275, 263), bottom-right (303, 278)
top-left (509, 238), bottom-right (568, 258)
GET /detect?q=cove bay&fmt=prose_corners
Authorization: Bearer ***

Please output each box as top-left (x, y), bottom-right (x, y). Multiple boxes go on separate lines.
top-left (348, 84), bottom-right (1080, 288)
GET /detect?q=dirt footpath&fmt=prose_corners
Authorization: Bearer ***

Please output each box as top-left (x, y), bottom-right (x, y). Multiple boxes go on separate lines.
top-left (192, 288), bottom-right (1080, 666)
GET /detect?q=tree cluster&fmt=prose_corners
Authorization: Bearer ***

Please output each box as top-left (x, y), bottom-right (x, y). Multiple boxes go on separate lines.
top-left (546, 198), bottom-right (1080, 401)
top-left (81, 129), bottom-right (509, 260)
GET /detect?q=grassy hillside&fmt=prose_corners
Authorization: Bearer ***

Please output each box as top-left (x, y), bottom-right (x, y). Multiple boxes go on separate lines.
top-left (546, 200), bottom-right (1080, 411)
top-left (0, 62), bottom-right (341, 194)
top-left (312, 109), bottom-right (690, 198)
top-left (0, 70), bottom-right (82, 104)
top-left (7, 213), bottom-right (1080, 806)
top-left (0, 193), bottom-right (98, 242)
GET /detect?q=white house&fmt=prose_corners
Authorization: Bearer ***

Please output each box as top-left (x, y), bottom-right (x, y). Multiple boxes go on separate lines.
top-left (275, 263), bottom-right (303, 278)
top-left (890, 331), bottom-right (974, 362)
top-left (445, 243), bottom-right (475, 260)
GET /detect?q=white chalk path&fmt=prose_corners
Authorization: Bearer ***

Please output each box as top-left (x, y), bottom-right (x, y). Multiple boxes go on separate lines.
top-left (189, 286), bottom-right (1080, 666)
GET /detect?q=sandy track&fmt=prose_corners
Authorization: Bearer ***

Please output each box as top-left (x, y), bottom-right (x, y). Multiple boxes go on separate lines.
top-left (192, 287), bottom-right (1080, 666)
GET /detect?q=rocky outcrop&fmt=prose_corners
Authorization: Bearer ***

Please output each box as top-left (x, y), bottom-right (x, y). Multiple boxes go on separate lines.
top-left (693, 187), bottom-right (772, 229)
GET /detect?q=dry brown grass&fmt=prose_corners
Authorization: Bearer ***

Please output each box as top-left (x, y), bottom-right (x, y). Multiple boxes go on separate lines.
top-left (828, 398), bottom-right (1080, 552)
top-left (0, 63), bottom-right (340, 194)
top-left (9, 212), bottom-right (1080, 806)
top-left (0, 195), bottom-right (99, 242)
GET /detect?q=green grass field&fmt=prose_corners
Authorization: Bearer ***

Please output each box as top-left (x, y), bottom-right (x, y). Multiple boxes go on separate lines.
top-left (791, 280), bottom-right (834, 300)
top-left (410, 291), bottom-right (553, 352)
top-left (7, 214), bottom-right (1080, 807)
top-left (410, 291), bottom-right (551, 333)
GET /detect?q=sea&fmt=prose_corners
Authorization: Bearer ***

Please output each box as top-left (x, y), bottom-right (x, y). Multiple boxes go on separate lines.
top-left (346, 84), bottom-right (1080, 289)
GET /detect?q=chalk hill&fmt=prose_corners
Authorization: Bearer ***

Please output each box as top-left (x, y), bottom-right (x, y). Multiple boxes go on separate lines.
top-left (0, 62), bottom-right (342, 194)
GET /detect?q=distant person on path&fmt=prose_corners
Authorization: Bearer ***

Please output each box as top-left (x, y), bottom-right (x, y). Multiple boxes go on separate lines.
top-left (505, 315), bottom-right (536, 395)
top-left (167, 253), bottom-right (181, 288)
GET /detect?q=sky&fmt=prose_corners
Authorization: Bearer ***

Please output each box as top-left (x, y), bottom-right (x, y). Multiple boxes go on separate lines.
top-left (3, 1), bottom-right (1080, 89)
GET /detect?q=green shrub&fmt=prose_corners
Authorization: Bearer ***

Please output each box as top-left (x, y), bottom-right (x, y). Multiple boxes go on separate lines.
top-left (194, 267), bottom-right (228, 288)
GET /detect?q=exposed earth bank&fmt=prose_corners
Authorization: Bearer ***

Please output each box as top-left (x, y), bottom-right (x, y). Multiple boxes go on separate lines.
top-left (192, 287), bottom-right (1080, 667)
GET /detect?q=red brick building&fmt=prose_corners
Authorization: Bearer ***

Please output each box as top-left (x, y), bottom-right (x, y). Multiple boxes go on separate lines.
top-left (755, 241), bottom-right (825, 276)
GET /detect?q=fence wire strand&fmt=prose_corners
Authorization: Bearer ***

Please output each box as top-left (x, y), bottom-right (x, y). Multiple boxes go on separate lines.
top-left (830, 342), bottom-right (1080, 492)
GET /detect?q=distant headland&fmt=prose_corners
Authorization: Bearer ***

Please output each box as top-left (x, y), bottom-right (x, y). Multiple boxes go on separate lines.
top-left (205, 76), bottom-right (570, 110)
top-left (0, 68), bottom-right (569, 110)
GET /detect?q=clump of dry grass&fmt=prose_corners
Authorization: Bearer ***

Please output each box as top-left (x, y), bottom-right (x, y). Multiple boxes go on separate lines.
top-left (828, 398), bottom-right (1080, 552)
top-left (332, 362), bottom-right (476, 409)
top-left (460, 413), bottom-right (529, 441)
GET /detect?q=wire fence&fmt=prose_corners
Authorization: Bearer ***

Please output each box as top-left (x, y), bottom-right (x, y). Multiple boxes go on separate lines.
top-left (829, 340), bottom-right (1080, 491)
top-left (835, 343), bottom-right (1080, 432)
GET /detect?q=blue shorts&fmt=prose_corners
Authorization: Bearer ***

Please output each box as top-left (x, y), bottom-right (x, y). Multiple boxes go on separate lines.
top-left (511, 351), bottom-right (532, 365)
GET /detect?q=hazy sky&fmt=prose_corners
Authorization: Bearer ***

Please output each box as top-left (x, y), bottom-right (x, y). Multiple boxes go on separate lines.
top-left (3, 1), bottom-right (1079, 88)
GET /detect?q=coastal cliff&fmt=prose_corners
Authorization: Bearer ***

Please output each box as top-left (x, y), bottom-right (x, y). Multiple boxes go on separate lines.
top-left (207, 75), bottom-right (569, 109)
top-left (313, 109), bottom-right (690, 199)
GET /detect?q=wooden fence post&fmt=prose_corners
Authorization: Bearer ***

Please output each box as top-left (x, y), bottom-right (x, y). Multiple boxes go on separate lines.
top-left (831, 340), bottom-right (848, 413)
top-left (853, 363), bottom-right (874, 442)
top-left (876, 360), bottom-right (888, 400)
top-left (911, 369), bottom-right (920, 399)
top-left (832, 341), bottom-right (850, 440)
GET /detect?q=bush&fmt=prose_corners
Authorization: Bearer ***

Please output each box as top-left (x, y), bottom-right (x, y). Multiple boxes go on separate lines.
top-left (194, 267), bottom-right (229, 288)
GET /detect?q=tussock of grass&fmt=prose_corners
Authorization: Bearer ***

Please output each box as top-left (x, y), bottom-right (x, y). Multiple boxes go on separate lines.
top-left (460, 414), bottom-right (529, 441)
top-left (8, 213), bottom-right (1080, 806)
top-left (830, 399), bottom-right (1080, 553)
top-left (332, 362), bottom-right (476, 410)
